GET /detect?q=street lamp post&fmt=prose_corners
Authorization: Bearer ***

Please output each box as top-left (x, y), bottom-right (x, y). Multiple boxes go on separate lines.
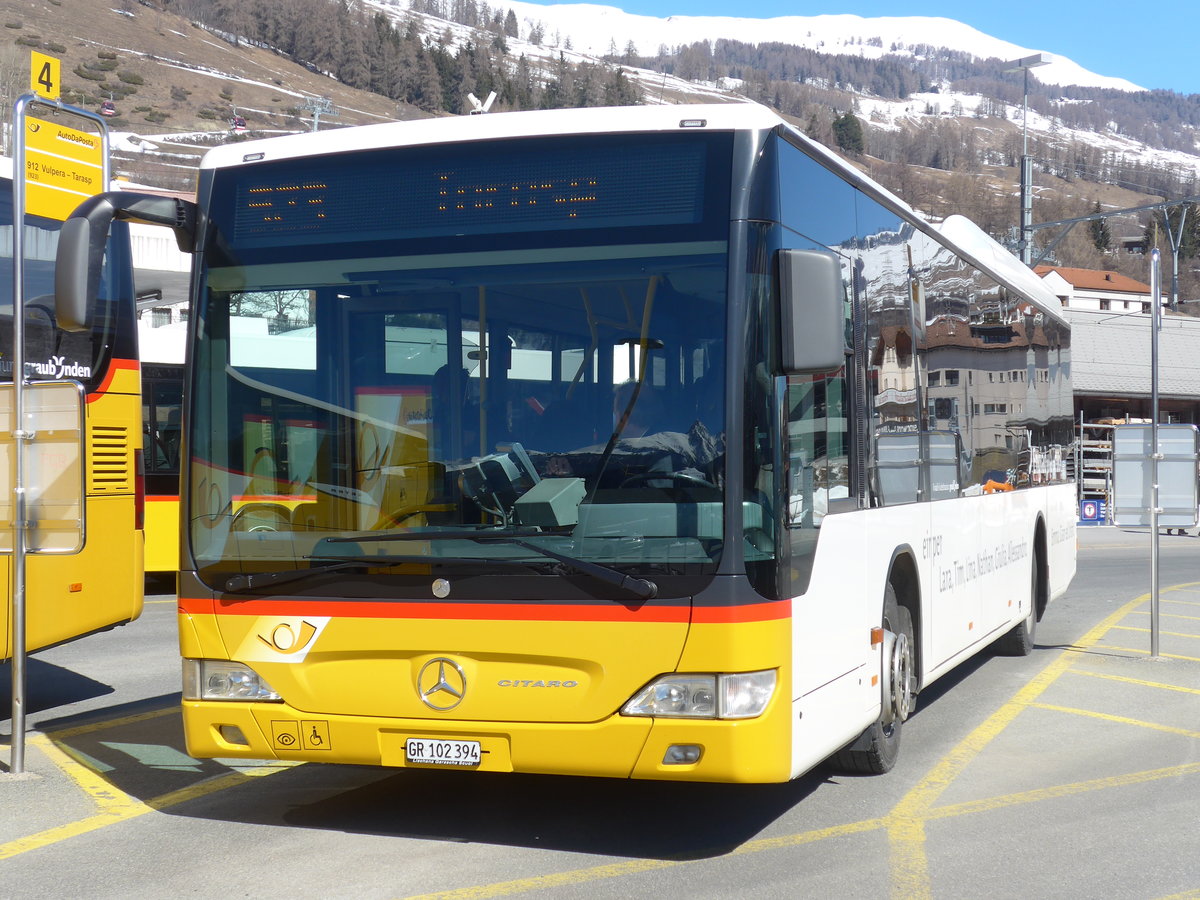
top-left (1004, 53), bottom-right (1051, 265)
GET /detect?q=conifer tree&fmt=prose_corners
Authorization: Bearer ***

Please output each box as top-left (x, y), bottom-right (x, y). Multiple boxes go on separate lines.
top-left (1088, 201), bottom-right (1111, 251)
top-left (832, 111), bottom-right (865, 154)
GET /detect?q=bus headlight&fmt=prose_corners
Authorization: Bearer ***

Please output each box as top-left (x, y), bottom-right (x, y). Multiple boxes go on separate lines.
top-left (182, 659), bottom-right (281, 702)
top-left (621, 670), bottom-right (776, 719)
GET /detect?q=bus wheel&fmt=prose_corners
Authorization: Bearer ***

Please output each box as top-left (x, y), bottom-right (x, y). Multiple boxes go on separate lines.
top-left (996, 555), bottom-right (1039, 657)
top-left (832, 585), bottom-right (914, 775)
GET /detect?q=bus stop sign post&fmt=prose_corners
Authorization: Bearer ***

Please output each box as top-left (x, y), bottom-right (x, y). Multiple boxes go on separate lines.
top-left (1110, 251), bottom-right (1200, 658)
top-left (6, 72), bottom-right (109, 775)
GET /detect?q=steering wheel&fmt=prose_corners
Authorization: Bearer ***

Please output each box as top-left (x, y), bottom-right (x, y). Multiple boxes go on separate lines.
top-left (619, 470), bottom-right (718, 490)
top-left (231, 504), bottom-right (290, 533)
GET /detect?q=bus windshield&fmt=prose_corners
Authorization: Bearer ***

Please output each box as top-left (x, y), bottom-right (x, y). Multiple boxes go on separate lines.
top-left (190, 132), bottom-right (733, 596)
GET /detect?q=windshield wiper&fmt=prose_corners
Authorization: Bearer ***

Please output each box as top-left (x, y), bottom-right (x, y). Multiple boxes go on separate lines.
top-left (223, 554), bottom-right (536, 594)
top-left (321, 531), bottom-right (659, 601)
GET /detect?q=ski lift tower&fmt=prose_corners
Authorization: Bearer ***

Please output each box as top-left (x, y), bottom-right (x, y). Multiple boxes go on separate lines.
top-left (467, 91), bottom-right (496, 114)
top-left (303, 96), bottom-right (337, 132)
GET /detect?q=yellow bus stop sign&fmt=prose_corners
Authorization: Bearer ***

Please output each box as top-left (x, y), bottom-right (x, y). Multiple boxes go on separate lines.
top-left (30, 51), bottom-right (60, 100)
top-left (24, 116), bottom-right (103, 221)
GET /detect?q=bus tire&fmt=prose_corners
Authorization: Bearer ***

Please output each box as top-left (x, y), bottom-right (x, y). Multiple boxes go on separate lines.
top-left (831, 584), bottom-right (915, 775)
top-left (996, 553), bottom-right (1039, 657)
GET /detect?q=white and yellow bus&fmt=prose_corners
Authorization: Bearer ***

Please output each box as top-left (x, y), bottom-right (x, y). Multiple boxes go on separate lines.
top-left (1, 161), bottom-right (143, 659)
top-left (56, 104), bottom-right (1076, 782)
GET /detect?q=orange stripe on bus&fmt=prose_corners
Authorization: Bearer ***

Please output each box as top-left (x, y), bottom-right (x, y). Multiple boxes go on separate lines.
top-left (177, 596), bottom-right (790, 624)
top-left (87, 357), bottom-right (138, 401)
top-left (692, 601), bottom-right (791, 623)
top-left (231, 495), bottom-right (317, 503)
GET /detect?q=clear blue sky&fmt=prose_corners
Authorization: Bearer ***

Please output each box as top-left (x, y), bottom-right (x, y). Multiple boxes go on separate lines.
top-left (532, 0), bottom-right (1197, 96)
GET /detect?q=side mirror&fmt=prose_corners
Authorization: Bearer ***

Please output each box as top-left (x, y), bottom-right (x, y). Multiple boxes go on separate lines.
top-left (55, 191), bottom-right (197, 333)
top-left (55, 216), bottom-right (98, 333)
top-left (778, 248), bottom-right (848, 374)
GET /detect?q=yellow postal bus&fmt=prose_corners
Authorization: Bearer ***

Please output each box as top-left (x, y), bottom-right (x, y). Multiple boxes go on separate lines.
top-left (1, 161), bottom-right (143, 659)
top-left (56, 104), bottom-right (1075, 782)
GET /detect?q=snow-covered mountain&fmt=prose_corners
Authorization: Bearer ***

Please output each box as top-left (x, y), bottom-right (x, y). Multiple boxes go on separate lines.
top-left (90, 0), bottom-right (1200, 198)
top-left (459, 2), bottom-right (1143, 93)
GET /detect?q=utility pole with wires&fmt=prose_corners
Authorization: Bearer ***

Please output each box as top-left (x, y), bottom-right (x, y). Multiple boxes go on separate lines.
top-left (1160, 205), bottom-right (1189, 310)
top-left (1023, 195), bottom-right (1200, 286)
top-left (1003, 53), bottom-right (1051, 266)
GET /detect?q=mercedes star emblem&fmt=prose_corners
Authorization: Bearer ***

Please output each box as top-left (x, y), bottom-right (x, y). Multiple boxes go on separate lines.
top-left (417, 657), bottom-right (467, 711)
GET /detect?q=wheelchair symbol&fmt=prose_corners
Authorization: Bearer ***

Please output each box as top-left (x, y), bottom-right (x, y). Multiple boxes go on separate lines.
top-left (301, 720), bottom-right (331, 751)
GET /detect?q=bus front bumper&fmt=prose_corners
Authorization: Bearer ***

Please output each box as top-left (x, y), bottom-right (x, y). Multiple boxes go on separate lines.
top-left (182, 700), bottom-right (792, 783)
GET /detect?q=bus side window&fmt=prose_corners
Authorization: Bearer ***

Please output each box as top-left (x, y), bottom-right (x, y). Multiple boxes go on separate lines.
top-left (160, 407), bottom-right (181, 469)
top-left (786, 374), bottom-right (850, 527)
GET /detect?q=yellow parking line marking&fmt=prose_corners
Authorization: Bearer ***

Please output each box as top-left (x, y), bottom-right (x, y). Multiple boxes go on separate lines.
top-left (1029, 703), bottom-right (1200, 739)
top-left (1098, 645), bottom-right (1200, 663)
top-left (47, 706), bottom-right (177, 740)
top-left (403, 858), bottom-right (684, 899)
top-left (407, 739), bottom-right (1200, 900)
top-left (1128, 611), bottom-right (1200, 622)
top-left (727, 817), bottom-right (886, 853)
top-left (884, 589), bottom-right (1154, 900)
top-left (884, 816), bottom-right (931, 900)
top-left (0, 734), bottom-right (151, 860)
top-left (1066, 669), bottom-right (1200, 695)
top-left (401, 818), bottom-right (888, 900)
top-left (0, 732), bottom-right (300, 861)
top-left (399, 583), bottom-right (1200, 900)
top-left (926, 762), bottom-right (1200, 820)
top-left (1110, 625), bottom-right (1200, 640)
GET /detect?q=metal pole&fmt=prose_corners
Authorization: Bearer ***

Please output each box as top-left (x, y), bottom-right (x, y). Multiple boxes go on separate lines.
top-left (1022, 68), bottom-right (1030, 159)
top-left (1004, 54), bottom-right (1048, 264)
top-left (1150, 249), bottom-right (1161, 658)
top-left (1020, 68), bottom-right (1033, 265)
top-left (9, 94), bottom-right (32, 773)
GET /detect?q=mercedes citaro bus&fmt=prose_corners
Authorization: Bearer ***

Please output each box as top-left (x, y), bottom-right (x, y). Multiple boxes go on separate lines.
top-left (53, 104), bottom-right (1075, 782)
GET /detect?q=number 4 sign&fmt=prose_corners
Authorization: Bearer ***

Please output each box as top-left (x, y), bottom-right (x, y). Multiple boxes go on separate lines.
top-left (30, 51), bottom-right (59, 100)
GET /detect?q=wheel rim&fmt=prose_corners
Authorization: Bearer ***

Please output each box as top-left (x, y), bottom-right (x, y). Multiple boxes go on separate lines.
top-left (1027, 561), bottom-right (1039, 629)
top-left (882, 628), bottom-right (914, 726)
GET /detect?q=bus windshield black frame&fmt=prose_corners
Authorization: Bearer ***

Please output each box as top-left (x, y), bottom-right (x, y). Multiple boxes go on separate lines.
top-left (188, 131), bottom-right (736, 600)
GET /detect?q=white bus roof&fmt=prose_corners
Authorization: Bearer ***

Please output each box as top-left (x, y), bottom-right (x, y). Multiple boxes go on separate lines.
top-left (200, 103), bottom-right (780, 171)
